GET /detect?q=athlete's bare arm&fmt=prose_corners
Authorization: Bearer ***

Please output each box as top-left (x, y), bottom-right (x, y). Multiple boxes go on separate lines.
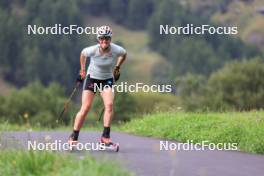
top-left (116, 53), bottom-right (127, 67)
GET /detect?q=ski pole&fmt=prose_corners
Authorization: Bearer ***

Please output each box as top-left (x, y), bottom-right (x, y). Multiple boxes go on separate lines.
top-left (57, 76), bottom-right (83, 123)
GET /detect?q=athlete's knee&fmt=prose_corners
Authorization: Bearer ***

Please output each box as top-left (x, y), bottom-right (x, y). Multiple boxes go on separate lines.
top-left (78, 104), bottom-right (91, 117)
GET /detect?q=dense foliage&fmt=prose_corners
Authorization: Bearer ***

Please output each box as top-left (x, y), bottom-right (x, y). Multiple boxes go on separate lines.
top-left (176, 58), bottom-right (264, 111)
top-left (0, 82), bottom-right (75, 127)
top-left (1, 0), bottom-right (263, 112)
top-left (0, 0), bottom-right (89, 90)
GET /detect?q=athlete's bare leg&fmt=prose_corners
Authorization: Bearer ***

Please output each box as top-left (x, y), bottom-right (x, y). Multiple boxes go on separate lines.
top-left (73, 90), bottom-right (95, 130)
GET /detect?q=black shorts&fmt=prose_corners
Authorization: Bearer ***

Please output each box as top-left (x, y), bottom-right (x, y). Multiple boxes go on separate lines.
top-left (83, 75), bottom-right (114, 93)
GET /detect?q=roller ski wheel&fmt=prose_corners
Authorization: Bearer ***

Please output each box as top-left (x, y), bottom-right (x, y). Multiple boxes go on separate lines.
top-left (99, 138), bottom-right (119, 152)
top-left (68, 138), bottom-right (78, 151)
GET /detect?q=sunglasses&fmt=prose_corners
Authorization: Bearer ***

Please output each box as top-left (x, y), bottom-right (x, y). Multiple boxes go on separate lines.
top-left (98, 36), bottom-right (111, 41)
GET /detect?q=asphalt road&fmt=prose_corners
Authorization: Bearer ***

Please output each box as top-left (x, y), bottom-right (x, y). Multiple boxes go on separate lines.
top-left (1, 131), bottom-right (264, 176)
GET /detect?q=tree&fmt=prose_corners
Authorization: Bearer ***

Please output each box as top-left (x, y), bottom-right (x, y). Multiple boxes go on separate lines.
top-left (79, 0), bottom-right (109, 16)
top-left (168, 37), bottom-right (220, 76)
top-left (127, 0), bottom-right (154, 29)
top-left (206, 58), bottom-right (264, 110)
top-left (148, 0), bottom-right (263, 81)
top-left (148, 0), bottom-right (182, 50)
top-left (1, 0), bottom-right (89, 92)
top-left (110, 0), bottom-right (129, 24)
top-left (175, 73), bottom-right (206, 111)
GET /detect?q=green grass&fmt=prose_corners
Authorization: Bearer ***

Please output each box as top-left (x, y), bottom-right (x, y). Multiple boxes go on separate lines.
top-left (0, 150), bottom-right (130, 176)
top-left (131, 92), bottom-right (180, 113)
top-left (120, 111), bottom-right (264, 154)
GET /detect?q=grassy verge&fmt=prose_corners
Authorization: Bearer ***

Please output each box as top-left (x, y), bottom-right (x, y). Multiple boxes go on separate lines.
top-left (119, 111), bottom-right (264, 154)
top-left (0, 150), bottom-right (130, 176)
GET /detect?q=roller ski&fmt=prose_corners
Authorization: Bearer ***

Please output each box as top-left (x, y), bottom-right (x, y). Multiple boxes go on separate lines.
top-left (99, 137), bottom-right (119, 152)
top-left (68, 132), bottom-right (79, 151)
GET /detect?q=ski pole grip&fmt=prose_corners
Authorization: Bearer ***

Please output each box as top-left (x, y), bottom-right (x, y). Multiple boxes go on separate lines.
top-left (76, 75), bottom-right (84, 83)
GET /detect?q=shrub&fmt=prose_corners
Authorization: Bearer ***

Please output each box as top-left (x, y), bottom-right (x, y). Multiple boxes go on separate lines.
top-left (206, 58), bottom-right (264, 110)
top-left (0, 82), bottom-right (76, 127)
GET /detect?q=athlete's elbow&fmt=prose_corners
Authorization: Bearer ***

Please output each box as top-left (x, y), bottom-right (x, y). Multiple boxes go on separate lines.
top-left (122, 53), bottom-right (127, 60)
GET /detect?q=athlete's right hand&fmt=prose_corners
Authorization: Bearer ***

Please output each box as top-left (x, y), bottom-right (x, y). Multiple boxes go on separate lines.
top-left (77, 70), bottom-right (86, 83)
top-left (79, 70), bottom-right (86, 79)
